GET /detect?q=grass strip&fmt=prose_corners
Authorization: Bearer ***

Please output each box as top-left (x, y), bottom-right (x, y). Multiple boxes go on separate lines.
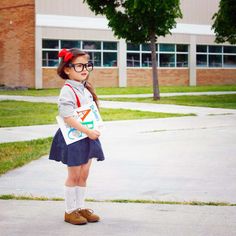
top-left (0, 138), bottom-right (52, 175)
top-left (1, 85), bottom-right (236, 96)
top-left (103, 94), bottom-right (236, 109)
top-left (0, 194), bottom-right (235, 206)
top-left (0, 100), bottom-right (192, 127)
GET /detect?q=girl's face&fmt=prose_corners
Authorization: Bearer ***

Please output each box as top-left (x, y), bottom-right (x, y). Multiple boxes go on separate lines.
top-left (64, 55), bottom-right (91, 82)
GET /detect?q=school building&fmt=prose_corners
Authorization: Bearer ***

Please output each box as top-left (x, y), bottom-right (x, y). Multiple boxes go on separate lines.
top-left (1, 0), bottom-right (236, 89)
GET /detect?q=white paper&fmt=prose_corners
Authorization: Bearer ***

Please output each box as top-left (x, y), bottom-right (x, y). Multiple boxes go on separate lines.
top-left (56, 101), bottom-right (103, 145)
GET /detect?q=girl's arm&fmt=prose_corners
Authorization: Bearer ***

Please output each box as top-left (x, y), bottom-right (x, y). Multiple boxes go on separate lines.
top-left (64, 116), bottom-right (100, 140)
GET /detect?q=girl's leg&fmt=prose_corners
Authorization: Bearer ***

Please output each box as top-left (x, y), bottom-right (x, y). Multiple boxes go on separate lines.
top-left (65, 166), bottom-right (81, 214)
top-left (78, 159), bottom-right (93, 186)
top-left (75, 159), bottom-right (92, 209)
top-left (75, 159), bottom-right (100, 222)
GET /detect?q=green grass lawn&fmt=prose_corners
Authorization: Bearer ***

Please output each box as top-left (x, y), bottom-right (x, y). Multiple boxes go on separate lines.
top-left (0, 138), bottom-right (52, 175)
top-left (0, 100), bottom-right (192, 127)
top-left (103, 94), bottom-right (236, 109)
top-left (1, 85), bottom-right (236, 96)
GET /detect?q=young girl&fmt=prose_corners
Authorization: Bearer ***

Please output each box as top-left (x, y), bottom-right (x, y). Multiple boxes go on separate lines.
top-left (49, 48), bottom-right (105, 225)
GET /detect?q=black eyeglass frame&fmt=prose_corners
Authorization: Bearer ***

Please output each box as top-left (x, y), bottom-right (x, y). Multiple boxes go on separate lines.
top-left (68, 62), bottom-right (93, 73)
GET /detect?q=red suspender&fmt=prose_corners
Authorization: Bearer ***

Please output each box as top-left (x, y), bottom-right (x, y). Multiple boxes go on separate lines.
top-left (65, 83), bottom-right (81, 107)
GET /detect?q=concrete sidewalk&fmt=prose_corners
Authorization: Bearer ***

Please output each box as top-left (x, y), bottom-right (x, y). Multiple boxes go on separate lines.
top-left (1, 115), bottom-right (236, 203)
top-left (99, 91), bottom-right (236, 98)
top-left (1, 200), bottom-right (236, 236)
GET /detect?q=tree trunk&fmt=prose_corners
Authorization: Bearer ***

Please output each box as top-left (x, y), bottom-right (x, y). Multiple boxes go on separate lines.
top-left (150, 32), bottom-right (160, 100)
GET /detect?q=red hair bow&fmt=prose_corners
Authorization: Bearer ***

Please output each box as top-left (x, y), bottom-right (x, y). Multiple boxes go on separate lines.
top-left (58, 48), bottom-right (73, 62)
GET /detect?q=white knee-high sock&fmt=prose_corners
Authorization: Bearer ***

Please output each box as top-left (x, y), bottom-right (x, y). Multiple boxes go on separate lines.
top-left (75, 186), bottom-right (86, 209)
top-left (64, 186), bottom-right (77, 214)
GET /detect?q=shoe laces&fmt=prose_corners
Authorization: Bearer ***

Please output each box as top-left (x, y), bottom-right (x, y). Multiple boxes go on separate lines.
top-left (79, 208), bottom-right (94, 215)
top-left (74, 209), bottom-right (82, 216)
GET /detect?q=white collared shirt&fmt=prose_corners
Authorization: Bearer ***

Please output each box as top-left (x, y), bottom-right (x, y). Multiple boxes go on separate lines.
top-left (58, 79), bottom-right (93, 117)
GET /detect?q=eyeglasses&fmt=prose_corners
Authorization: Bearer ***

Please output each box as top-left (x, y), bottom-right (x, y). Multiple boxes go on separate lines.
top-left (69, 62), bottom-right (93, 73)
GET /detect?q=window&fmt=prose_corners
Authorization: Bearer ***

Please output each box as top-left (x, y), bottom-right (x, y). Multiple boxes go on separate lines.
top-left (103, 52), bottom-right (117, 67)
top-left (177, 54), bottom-right (188, 67)
top-left (42, 51), bottom-right (59, 67)
top-left (86, 52), bottom-right (100, 66)
top-left (127, 43), bottom-right (140, 51)
top-left (42, 39), bottom-right (118, 67)
top-left (196, 45), bottom-right (236, 68)
top-left (103, 42), bottom-right (117, 50)
top-left (160, 54), bottom-right (175, 67)
top-left (197, 45), bottom-right (207, 53)
top-left (42, 39), bottom-right (59, 67)
top-left (197, 54), bottom-right (207, 67)
top-left (209, 55), bottom-right (222, 67)
top-left (42, 39), bottom-right (59, 49)
top-left (61, 40), bottom-right (81, 49)
top-left (160, 44), bottom-right (175, 52)
top-left (127, 43), bottom-right (188, 68)
top-left (83, 41), bottom-right (101, 50)
top-left (127, 53), bottom-right (140, 67)
top-left (224, 55), bottom-right (236, 67)
top-left (176, 44), bottom-right (188, 67)
top-left (142, 53), bottom-right (152, 67)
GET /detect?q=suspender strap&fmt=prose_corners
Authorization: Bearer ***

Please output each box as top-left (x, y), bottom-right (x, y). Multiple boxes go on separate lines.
top-left (65, 83), bottom-right (81, 107)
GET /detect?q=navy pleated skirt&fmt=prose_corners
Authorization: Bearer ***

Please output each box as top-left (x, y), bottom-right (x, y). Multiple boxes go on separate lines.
top-left (49, 129), bottom-right (105, 166)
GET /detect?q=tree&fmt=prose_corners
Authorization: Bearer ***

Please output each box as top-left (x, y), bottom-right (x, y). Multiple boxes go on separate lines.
top-left (83, 0), bottom-right (182, 100)
top-left (212, 0), bottom-right (236, 44)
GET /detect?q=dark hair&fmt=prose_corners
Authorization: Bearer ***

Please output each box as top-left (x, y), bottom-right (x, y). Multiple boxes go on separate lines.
top-left (57, 48), bottom-right (99, 108)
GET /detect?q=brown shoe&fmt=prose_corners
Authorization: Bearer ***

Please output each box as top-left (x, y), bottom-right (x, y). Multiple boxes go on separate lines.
top-left (64, 209), bottom-right (88, 225)
top-left (78, 208), bottom-right (100, 222)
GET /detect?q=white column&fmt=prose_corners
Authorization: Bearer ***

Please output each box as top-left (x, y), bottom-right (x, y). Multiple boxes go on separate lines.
top-left (189, 35), bottom-right (197, 86)
top-left (35, 26), bottom-right (42, 89)
top-left (118, 39), bottom-right (127, 87)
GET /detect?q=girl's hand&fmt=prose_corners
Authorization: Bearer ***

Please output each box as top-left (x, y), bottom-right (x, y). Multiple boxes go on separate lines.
top-left (86, 130), bottom-right (100, 140)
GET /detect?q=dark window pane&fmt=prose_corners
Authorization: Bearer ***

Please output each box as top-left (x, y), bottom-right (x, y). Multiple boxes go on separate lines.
top-left (197, 45), bottom-right (207, 52)
top-left (103, 42), bottom-right (117, 50)
top-left (197, 54), bottom-right (207, 67)
top-left (177, 44), bottom-right (188, 52)
top-left (209, 55), bottom-right (222, 67)
top-left (160, 54), bottom-right (175, 67)
top-left (209, 45), bottom-right (222, 53)
top-left (42, 51), bottom-right (59, 67)
top-left (42, 39), bottom-right (59, 49)
top-left (103, 52), bottom-right (117, 67)
top-left (177, 54), bottom-right (188, 67)
top-left (224, 55), bottom-right (236, 67)
top-left (87, 52), bottom-right (101, 66)
top-left (127, 43), bottom-right (140, 51)
top-left (83, 41), bottom-right (101, 50)
top-left (224, 46), bottom-right (236, 54)
top-left (159, 44), bottom-right (175, 52)
top-left (127, 53), bottom-right (140, 67)
top-left (61, 40), bottom-right (80, 49)
top-left (142, 53), bottom-right (152, 67)
top-left (142, 43), bottom-right (151, 51)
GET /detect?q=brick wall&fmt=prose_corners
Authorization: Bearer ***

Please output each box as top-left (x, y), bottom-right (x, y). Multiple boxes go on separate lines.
top-left (42, 68), bottom-right (119, 88)
top-left (197, 69), bottom-right (236, 85)
top-left (42, 67), bottom-right (236, 88)
top-left (0, 0), bottom-right (35, 88)
top-left (127, 68), bottom-right (189, 86)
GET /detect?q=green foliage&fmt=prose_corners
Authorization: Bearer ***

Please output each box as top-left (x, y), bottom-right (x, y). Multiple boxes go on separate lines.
top-left (83, 0), bottom-right (182, 99)
top-left (84, 0), bottom-right (182, 43)
top-left (212, 0), bottom-right (236, 44)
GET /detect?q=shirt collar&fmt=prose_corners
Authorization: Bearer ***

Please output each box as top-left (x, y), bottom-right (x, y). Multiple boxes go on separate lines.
top-left (66, 79), bottom-right (85, 90)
